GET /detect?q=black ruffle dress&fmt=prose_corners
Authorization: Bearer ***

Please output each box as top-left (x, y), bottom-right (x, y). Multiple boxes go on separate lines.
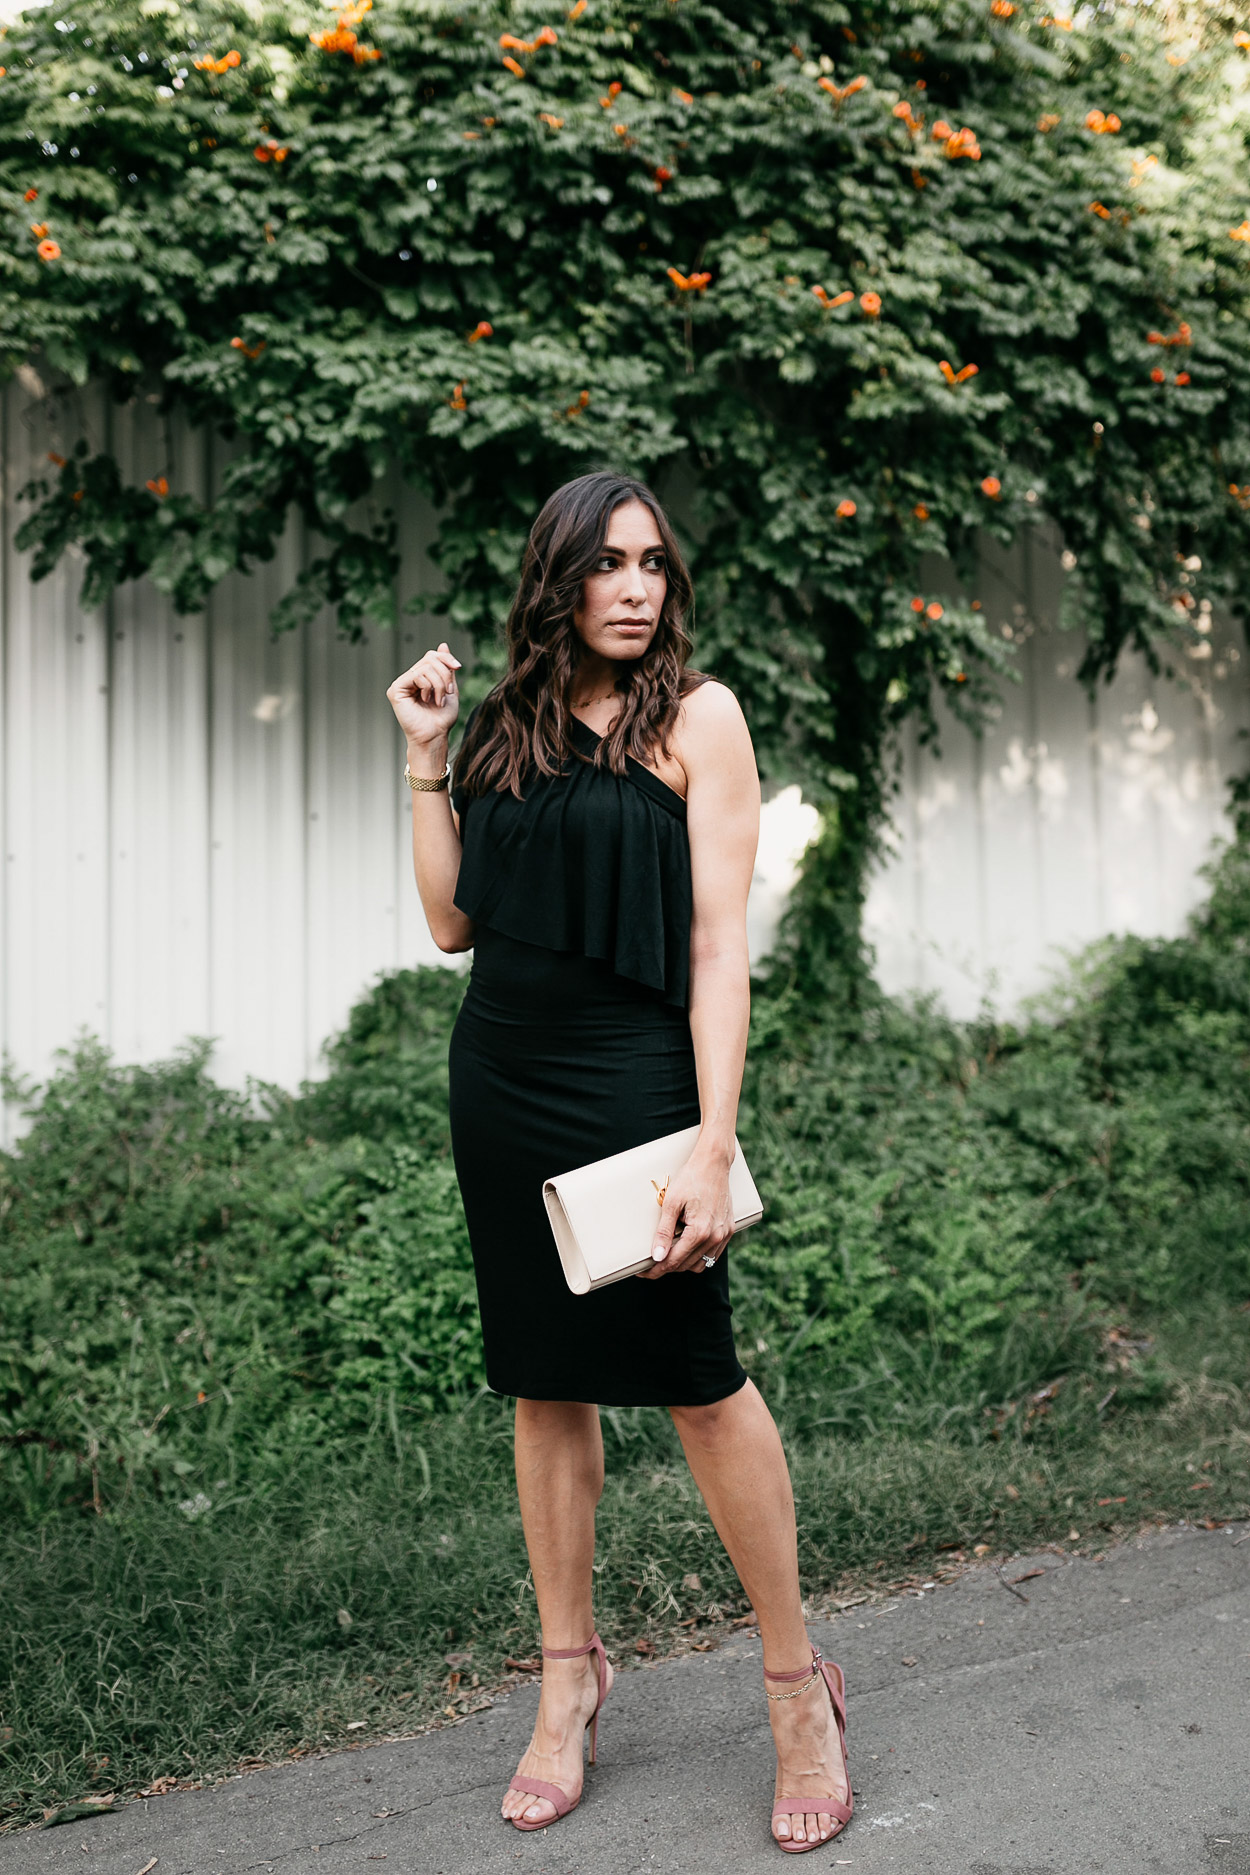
top-left (446, 712), bottom-right (748, 1406)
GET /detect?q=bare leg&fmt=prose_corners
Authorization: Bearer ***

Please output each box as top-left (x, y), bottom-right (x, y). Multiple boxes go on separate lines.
top-left (670, 1379), bottom-right (849, 1847)
top-left (501, 1398), bottom-right (616, 1828)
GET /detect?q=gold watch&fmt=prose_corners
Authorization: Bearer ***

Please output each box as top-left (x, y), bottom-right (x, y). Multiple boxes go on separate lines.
top-left (404, 759), bottom-right (451, 793)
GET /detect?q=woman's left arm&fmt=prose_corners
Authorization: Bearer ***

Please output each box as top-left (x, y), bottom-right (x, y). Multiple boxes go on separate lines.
top-left (644, 683), bottom-right (761, 1278)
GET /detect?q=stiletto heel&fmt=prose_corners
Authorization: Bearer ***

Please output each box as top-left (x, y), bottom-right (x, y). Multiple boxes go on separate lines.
top-left (506, 1631), bottom-right (610, 1830)
top-left (764, 1647), bottom-right (853, 1853)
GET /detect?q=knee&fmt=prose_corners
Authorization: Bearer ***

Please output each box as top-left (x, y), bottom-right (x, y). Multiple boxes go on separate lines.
top-left (670, 1396), bottom-right (734, 1450)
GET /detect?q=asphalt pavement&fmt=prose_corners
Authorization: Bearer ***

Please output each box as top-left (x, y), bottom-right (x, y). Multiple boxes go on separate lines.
top-left (3, 1520), bottom-right (1247, 1875)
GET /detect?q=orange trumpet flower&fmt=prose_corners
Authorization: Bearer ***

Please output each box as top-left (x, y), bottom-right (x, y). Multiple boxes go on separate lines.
top-left (980, 475), bottom-right (1001, 498)
top-left (818, 74), bottom-right (866, 103)
top-left (36, 238), bottom-right (60, 261)
top-left (468, 321), bottom-right (493, 342)
top-left (1146, 322), bottom-right (1191, 347)
top-left (146, 477), bottom-right (169, 499)
top-left (944, 126), bottom-right (981, 159)
top-left (938, 360), bottom-right (979, 385)
top-left (836, 499), bottom-right (857, 518)
top-left (667, 268), bottom-right (711, 292)
top-left (499, 27), bottom-right (557, 52)
top-left (859, 290), bottom-right (882, 315)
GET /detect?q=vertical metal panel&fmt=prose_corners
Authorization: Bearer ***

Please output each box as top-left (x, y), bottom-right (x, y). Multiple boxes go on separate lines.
top-left (1, 375), bottom-right (111, 1145)
top-left (106, 400), bottom-right (213, 1067)
top-left (203, 456), bottom-right (309, 1095)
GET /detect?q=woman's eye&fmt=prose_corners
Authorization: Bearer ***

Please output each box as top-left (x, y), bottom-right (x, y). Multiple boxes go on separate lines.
top-left (644, 556), bottom-right (666, 573)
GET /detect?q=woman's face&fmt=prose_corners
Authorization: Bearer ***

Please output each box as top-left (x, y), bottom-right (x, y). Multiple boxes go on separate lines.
top-left (572, 499), bottom-right (668, 665)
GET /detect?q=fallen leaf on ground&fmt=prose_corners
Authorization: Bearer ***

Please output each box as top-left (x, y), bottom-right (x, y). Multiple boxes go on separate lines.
top-left (1008, 1569), bottom-right (1046, 1585)
top-left (504, 1656), bottom-right (540, 1672)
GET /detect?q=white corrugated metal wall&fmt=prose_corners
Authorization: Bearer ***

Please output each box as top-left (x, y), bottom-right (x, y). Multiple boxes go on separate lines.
top-left (2, 374), bottom-right (1246, 1144)
top-left (864, 533), bottom-right (1250, 1014)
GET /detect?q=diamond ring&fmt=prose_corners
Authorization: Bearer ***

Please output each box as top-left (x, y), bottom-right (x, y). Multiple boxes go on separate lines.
top-left (701, 1254), bottom-right (717, 1269)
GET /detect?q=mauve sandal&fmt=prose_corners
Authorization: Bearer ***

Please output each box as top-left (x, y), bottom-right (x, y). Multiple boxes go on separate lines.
top-left (764, 1646), bottom-right (853, 1852)
top-left (506, 1631), bottom-right (610, 1831)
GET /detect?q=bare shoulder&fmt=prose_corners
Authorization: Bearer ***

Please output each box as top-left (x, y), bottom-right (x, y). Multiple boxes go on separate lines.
top-left (675, 679), bottom-right (753, 757)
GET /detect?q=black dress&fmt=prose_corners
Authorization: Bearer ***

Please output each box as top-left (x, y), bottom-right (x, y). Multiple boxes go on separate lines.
top-left (447, 712), bottom-right (748, 1407)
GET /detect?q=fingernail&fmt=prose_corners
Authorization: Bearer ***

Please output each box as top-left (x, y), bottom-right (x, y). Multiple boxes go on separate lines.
top-left (651, 1246), bottom-right (665, 1261)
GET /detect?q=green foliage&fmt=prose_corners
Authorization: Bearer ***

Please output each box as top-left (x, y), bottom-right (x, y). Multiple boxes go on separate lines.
top-left (5, 815), bottom-right (1250, 1519)
top-left (4, 0), bottom-right (1250, 903)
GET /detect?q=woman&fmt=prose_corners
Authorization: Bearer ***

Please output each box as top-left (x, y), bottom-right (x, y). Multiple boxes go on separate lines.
top-left (385, 471), bottom-right (850, 1852)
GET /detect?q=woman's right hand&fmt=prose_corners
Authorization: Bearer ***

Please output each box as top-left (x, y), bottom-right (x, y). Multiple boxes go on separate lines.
top-left (386, 642), bottom-right (462, 747)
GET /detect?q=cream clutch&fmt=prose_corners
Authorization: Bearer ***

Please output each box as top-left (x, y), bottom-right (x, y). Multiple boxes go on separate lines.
top-left (542, 1124), bottom-right (764, 1295)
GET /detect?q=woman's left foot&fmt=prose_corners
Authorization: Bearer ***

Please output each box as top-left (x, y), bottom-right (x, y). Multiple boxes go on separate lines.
top-left (767, 1657), bottom-right (851, 1848)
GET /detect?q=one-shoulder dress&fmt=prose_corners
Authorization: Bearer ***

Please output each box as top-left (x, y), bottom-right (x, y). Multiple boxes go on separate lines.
top-left (447, 712), bottom-right (748, 1406)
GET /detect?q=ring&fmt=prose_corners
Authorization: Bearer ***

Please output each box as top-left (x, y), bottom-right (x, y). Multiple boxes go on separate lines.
top-left (701, 1254), bottom-right (717, 1269)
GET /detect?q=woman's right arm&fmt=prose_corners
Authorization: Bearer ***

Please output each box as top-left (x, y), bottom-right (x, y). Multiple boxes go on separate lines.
top-left (385, 642), bottom-right (476, 954)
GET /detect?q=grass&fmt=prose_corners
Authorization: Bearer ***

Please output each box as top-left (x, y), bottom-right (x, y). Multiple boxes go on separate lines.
top-left (2, 1303), bottom-right (1246, 1832)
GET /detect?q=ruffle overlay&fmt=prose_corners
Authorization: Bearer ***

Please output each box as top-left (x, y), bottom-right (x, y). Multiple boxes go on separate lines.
top-left (452, 712), bottom-right (692, 1007)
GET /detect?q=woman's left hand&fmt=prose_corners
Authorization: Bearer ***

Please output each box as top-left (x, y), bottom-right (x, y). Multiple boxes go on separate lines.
top-left (640, 1152), bottom-right (735, 1278)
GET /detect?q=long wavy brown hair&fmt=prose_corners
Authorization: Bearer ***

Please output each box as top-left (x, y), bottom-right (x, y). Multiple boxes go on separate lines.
top-left (453, 471), bottom-right (704, 800)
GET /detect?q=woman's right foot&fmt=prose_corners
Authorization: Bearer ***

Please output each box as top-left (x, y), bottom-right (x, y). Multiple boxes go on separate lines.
top-left (501, 1650), bottom-right (614, 1827)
